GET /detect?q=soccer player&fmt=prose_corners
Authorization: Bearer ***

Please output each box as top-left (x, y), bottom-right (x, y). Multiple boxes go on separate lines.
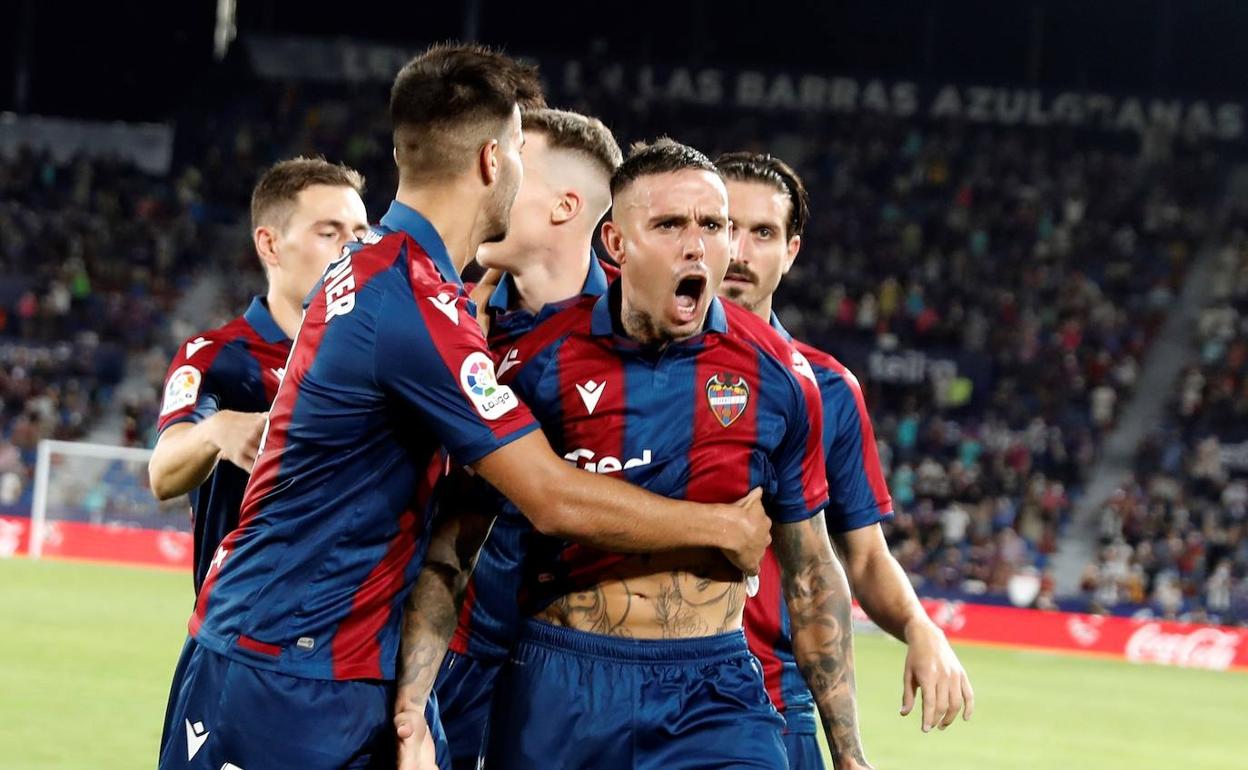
top-left (432, 107), bottom-right (623, 770)
top-left (716, 152), bottom-right (975, 763)
top-left (148, 157), bottom-right (368, 593)
top-left (408, 138), bottom-right (853, 770)
top-left (158, 45), bottom-right (769, 770)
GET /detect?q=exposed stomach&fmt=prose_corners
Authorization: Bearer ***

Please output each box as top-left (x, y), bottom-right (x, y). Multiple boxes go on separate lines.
top-left (533, 548), bottom-right (745, 639)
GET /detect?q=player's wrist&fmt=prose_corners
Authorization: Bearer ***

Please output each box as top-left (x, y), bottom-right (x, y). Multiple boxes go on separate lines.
top-left (902, 614), bottom-right (939, 644)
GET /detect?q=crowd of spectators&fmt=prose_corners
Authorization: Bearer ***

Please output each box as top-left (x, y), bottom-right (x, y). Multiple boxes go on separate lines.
top-left (0, 72), bottom-right (1235, 613)
top-left (0, 148), bottom-right (234, 513)
top-left (1081, 225), bottom-right (1248, 624)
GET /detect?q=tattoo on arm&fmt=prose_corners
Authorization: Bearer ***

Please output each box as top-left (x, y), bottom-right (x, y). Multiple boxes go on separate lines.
top-left (396, 508), bottom-right (494, 712)
top-left (774, 513), bottom-right (868, 767)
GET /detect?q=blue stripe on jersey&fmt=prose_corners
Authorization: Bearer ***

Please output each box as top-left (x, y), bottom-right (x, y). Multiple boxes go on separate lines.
top-left (621, 351), bottom-right (694, 502)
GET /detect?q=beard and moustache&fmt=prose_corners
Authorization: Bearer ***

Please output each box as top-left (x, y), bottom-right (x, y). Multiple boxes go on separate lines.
top-left (721, 261), bottom-right (760, 306)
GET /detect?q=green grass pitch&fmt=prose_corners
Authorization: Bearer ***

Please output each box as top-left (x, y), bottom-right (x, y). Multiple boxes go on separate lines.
top-left (1, 558), bottom-right (1244, 769)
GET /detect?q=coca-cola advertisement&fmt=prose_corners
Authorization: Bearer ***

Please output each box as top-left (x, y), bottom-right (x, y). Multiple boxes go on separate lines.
top-left (913, 599), bottom-right (1248, 673)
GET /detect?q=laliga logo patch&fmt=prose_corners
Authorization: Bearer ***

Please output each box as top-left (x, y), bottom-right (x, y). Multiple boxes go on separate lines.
top-left (161, 365), bottom-right (202, 416)
top-left (705, 372), bottom-right (750, 428)
top-left (459, 352), bottom-right (518, 420)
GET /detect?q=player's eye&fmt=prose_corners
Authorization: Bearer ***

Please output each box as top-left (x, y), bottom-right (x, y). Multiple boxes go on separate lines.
top-left (320, 231), bottom-right (338, 239)
top-left (657, 219), bottom-right (681, 231)
top-left (702, 220), bottom-right (722, 232)
top-left (756, 227), bottom-right (772, 239)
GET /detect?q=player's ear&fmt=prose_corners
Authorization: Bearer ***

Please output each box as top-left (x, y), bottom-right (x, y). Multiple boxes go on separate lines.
top-left (600, 219), bottom-right (626, 264)
top-left (782, 234), bottom-right (801, 275)
top-left (479, 139), bottom-right (500, 187)
top-left (551, 190), bottom-right (582, 225)
top-left (254, 226), bottom-right (280, 270)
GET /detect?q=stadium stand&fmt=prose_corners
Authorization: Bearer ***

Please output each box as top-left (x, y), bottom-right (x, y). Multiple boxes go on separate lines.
top-left (1, 63), bottom-right (1241, 623)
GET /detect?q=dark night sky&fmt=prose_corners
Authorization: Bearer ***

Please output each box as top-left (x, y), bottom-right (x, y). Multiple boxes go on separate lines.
top-left (4, 0), bottom-right (1248, 121)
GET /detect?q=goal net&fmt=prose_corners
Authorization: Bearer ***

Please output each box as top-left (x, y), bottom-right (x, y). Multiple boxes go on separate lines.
top-left (27, 439), bottom-right (192, 567)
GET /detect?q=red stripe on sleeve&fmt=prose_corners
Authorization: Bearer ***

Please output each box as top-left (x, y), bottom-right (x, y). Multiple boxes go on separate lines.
top-left (799, 342), bottom-right (892, 514)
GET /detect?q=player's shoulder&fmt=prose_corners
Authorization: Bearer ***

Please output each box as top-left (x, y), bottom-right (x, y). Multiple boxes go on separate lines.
top-left (520, 295), bottom-right (596, 346)
top-left (791, 337), bottom-right (861, 390)
top-left (336, 227), bottom-right (409, 284)
top-left (496, 296), bottom-right (596, 381)
top-left (721, 301), bottom-right (794, 357)
top-left (169, 315), bottom-right (254, 367)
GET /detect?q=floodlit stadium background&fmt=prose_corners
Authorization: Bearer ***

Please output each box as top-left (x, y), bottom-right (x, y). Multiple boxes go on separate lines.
top-left (1, 1), bottom-right (1246, 767)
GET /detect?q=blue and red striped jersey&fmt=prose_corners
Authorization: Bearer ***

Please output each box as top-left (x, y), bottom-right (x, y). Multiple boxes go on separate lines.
top-left (186, 201), bottom-right (538, 682)
top-left (449, 255), bottom-right (612, 661)
top-left (488, 285), bottom-right (829, 617)
top-left (743, 313), bottom-right (894, 734)
top-left (156, 296), bottom-right (290, 594)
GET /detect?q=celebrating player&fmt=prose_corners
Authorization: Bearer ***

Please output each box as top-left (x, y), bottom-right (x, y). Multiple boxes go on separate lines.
top-left (157, 45), bottom-right (769, 770)
top-left (407, 138), bottom-right (853, 770)
top-left (432, 107), bottom-right (622, 770)
top-left (717, 152), bottom-right (975, 761)
top-left (148, 157), bottom-right (368, 593)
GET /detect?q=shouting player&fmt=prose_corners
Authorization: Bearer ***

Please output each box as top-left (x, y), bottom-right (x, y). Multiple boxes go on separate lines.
top-left (148, 157), bottom-right (368, 593)
top-left (432, 107), bottom-right (622, 770)
top-left (407, 138), bottom-right (853, 770)
top-left (717, 152), bottom-right (975, 765)
top-left (158, 45), bottom-right (769, 770)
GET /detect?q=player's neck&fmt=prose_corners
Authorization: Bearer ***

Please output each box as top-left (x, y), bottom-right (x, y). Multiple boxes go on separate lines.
top-left (394, 184), bottom-right (483, 274)
top-left (267, 289), bottom-right (304, 340)
top-left (751, 294), bottom-right (775, 324)
top-left (509, 240), bottom-right (592, 314)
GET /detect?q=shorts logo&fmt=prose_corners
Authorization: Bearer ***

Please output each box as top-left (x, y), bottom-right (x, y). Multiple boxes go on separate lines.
top-left (459, 352), bottom-right (518, 420)
top-left (185, 719), bottom-right (210, 761)
top-left (705, 372), bottom-right (749, 428)
top-left (161, 365), bottom-right (202, 416)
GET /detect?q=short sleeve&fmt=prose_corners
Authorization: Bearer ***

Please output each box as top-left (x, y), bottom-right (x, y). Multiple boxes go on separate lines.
top-left (767, 353), bottom-right (830, 523)
top-left (157, 335), bottom-right (226, 434)
top-left (823, 369), bottom-right (894, 532)
top-left (374, 282), bottom-right (538, 467)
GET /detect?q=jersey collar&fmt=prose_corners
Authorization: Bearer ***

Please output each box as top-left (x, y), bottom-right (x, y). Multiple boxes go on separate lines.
top-left (769, 311), bottom-right (793, 342)
top-left (380, 200), bottom-right (462, 288)
top-left (487, 250), bottom-right (609, 314)
top-left (244, 296), bottom-right (290, 344)
top-left (591, 283), bottom-right (728, 339)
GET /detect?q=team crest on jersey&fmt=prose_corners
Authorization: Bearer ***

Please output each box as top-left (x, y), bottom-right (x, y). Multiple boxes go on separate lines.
top-left (705, 372), bottom-right (750, 428)
top-left (161, 365), bottom-right (202, 416)
top-left (459, 351), bottom-right (518, 420)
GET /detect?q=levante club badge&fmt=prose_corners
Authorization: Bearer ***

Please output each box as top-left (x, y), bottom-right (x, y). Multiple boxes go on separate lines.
top-left (705, 373), bottom-right (750, 427)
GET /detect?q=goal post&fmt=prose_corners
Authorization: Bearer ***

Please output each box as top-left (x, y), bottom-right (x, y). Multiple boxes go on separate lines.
top-left (28, 439), bottom-right (191, 565)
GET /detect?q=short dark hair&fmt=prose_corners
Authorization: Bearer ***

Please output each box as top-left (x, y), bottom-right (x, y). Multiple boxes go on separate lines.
top-left (715, 152), bottom-right (810, 239)
top-left (250, 156), bottom-right (365, 232)
top-left (390, 43), bottom-right (545, 181)
top-left (609, 137), bottom-right (719, 198)
top-left (522, 109), bottom-right (622, 177)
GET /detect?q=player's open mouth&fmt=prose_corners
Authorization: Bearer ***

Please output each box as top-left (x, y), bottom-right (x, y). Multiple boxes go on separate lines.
top-left (674, 274), bottom-right (707, 324)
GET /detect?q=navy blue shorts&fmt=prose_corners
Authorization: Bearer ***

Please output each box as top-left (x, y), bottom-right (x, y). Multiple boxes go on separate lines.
top-left (158, 638), bottom-right (449, 769)
top-left (434, 650), bottom-right (502, 770)
top-left (782, 731), bottom-right (826, 770)
top-left (485, 620), bottom-right (787, 770)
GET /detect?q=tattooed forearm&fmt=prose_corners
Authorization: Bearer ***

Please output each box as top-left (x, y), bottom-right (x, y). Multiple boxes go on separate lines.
top-left (396, 507), bottom-right (494, 710)
top-left (774, 513), bottom-right (869, 768)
